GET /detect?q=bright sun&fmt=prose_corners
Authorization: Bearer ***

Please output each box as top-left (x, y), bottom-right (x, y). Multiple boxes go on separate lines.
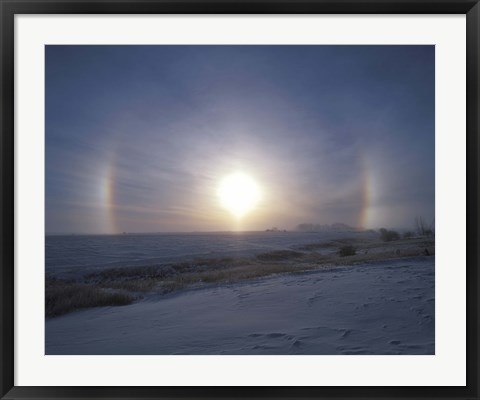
top-left (217, 172), bottom-right (261, 218)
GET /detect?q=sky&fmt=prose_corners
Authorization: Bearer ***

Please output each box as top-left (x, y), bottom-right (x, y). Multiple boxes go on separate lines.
top-left (46, 45), bottom-right (434, 234)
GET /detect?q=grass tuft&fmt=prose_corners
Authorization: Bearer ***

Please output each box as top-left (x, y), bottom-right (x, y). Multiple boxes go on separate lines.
top-left (46, 279), bottom-right (135, 318)
top-left (338, 245), bottom-right (357, 257)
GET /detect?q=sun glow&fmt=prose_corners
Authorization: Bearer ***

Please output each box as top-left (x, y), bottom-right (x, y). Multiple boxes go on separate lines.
top-left (217, 172), bottom-right (261, 218)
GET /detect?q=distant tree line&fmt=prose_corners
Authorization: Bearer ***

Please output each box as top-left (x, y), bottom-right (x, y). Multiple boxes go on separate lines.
top-left (378, 216), bottom-right (434, 242)
top-left (296, 223), bottom-right (356, 232)
top-left (414, 216), bottom-right (435, 237)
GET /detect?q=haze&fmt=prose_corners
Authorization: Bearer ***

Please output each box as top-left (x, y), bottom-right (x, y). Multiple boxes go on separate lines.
top-left (46, 45), bottom-right (434, 234)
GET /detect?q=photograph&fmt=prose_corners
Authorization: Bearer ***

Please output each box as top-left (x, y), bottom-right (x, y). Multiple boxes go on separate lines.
top-left (2, 0), bottom-right (478, 397)
top-left (44, 44), bottom-right (435, 355)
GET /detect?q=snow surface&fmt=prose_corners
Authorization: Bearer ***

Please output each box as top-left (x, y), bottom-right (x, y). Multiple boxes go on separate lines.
top-left (45, 256), bottom-right (434, 355)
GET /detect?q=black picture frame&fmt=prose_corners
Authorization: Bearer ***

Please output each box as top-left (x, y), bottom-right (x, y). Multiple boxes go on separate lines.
top-left (1, 1), bottom-right (478, 399)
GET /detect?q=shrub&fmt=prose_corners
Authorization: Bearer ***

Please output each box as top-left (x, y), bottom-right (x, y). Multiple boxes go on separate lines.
top-left (338, 245), bottom-right (356, 257)
top-left (379, 228), bottom-right (400, 242)
top-left (403, 231), bottom-right (414, 239)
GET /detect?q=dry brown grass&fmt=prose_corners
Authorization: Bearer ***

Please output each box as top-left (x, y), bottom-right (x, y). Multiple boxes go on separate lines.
top-left (256, 250), bottom-right (304, 261)
top-left (85, 265), bottom-right (173, 282)
top-left (45, 279), bottom-right (135, 318)
top-left (171, 257), bottom-right (237, 272)
top-left (159, 262), bottom-right (312, 293)
top-left (100, 280), bottom-right (157, 292)
top-left (47, 236), bottom-right (435, 318)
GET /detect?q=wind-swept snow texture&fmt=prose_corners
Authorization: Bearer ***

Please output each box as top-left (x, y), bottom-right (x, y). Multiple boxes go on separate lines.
top-left (46, 257), bottom-right (434, 355)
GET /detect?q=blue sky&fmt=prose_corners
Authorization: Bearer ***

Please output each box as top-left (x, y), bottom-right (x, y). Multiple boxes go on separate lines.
top-left (46, 45), bottom-right (434, 234)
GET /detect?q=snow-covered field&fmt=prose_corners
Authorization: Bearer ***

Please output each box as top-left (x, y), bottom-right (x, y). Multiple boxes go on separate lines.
top-left (46, 231), bottom-right (375, 278)
top-left (46, 256), bottom-right (434, 355)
